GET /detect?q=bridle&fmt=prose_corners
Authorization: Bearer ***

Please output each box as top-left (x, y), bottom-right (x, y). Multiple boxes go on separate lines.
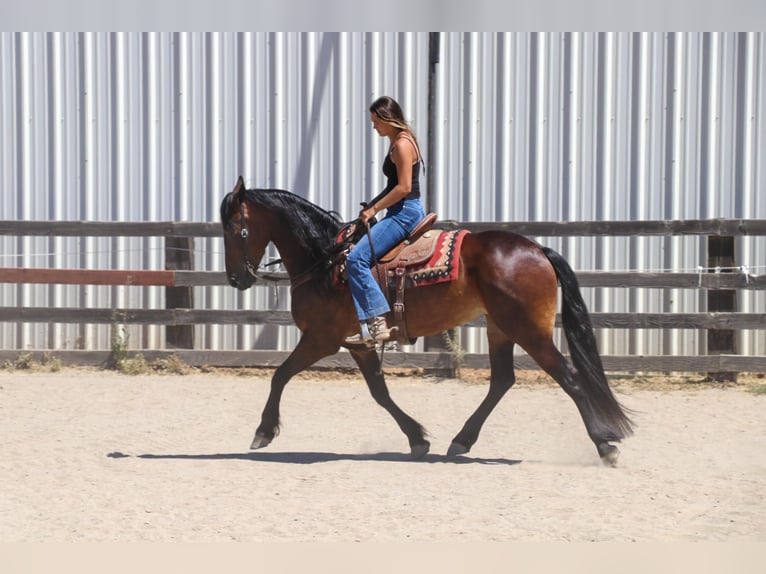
top-left (238, 199), bottom-right (260, 280)
top-left (235, 194), bottom-right (356, 294)
top-left (236, 196), bottom-right (311, 291)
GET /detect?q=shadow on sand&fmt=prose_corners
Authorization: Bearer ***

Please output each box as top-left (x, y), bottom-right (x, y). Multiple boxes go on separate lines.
top-left (107, 451), bottom-right (522, 466)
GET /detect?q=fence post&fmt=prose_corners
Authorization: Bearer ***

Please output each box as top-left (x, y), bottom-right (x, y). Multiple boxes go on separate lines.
top-left (423, 329), bottom-right (460, 378)
top-left (165, 236), bottom-right (194, 349)
top-left (707, 235), bottom-right (736, 382)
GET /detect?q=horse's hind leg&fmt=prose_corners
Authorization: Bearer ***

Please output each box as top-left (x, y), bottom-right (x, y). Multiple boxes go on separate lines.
top-left (349, 347), bottom-right (430, 459)
top-left (448, 320), bottom-right (516, 456)
top-left (525, 341), bottom-right (622, 465)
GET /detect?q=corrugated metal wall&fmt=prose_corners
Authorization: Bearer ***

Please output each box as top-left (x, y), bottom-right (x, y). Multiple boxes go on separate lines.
top-left (1, 32), bottom-right (764, 357)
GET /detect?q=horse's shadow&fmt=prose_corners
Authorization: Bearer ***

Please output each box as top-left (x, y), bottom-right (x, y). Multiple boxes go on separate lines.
top-left (108, 451), bottom-right (522, 465)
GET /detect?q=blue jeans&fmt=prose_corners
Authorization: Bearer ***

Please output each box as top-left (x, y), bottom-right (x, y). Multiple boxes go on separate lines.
top-left (347, 198), bottom-right (425, 321)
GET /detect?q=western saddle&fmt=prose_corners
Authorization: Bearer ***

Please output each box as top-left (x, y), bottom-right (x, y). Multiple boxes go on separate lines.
top-left (370, 212), bottom-right (438, 344)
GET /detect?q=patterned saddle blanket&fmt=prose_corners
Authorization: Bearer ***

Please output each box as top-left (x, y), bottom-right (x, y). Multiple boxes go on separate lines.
top-left (372, 228), bottom-right (469, 288)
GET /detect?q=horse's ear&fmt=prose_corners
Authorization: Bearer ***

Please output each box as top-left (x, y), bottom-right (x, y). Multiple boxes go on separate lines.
top-left (234, 176), bottom-right (245, 198)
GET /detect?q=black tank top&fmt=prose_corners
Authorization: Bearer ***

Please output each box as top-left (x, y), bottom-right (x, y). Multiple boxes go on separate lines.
top-left (380, 134), bottom-right (422, 202)
top-left (381, 155), bottom-right (421, 201)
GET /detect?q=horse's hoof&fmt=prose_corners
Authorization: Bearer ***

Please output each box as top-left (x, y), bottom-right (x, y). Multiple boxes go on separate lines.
top-left (410, 441), bottom-right (430, 460)
top-left (598, 443), bottom-right (620, 467)
top-left (250, 434), bottom-right (272, 450)
top-left (447, 441), bottom-right (469, 457)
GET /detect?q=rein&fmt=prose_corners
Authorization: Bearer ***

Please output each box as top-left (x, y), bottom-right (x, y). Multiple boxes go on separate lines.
top-left (236, 194), bottom-right (389, 369)
top-left (238, 197), bottom-right (333, 294)
top-left (364, 217), bottom-right (388, 372)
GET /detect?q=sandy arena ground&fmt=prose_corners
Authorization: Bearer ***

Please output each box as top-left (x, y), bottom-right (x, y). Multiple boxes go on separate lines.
top-left (1, 368), bottom-right (764, 542)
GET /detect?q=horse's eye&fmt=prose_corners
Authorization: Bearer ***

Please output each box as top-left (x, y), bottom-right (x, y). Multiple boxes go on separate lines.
top-left (240, 228), bottom-right (249, 238)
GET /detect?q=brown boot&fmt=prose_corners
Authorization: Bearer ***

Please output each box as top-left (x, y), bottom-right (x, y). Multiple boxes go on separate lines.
top-left (366, 316), bottom-right (392, 342)
top-left (343, 316), bottom-right (392, 346)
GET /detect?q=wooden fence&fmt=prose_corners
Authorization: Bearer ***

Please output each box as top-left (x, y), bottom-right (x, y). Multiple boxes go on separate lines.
top-left (1, 218), bottom-right (765, 375)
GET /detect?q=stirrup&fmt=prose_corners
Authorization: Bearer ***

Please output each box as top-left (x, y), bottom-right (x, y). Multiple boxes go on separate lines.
top-left (344, 321), bottom-right (373, 346)
top-left (343, 316), bottom-right (392, 346)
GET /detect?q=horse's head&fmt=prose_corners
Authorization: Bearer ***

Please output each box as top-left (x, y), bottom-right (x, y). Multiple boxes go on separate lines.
top-left (220, 176), bottom-right (268, 290)
top-left (221, 178), bottom-right (345, 293)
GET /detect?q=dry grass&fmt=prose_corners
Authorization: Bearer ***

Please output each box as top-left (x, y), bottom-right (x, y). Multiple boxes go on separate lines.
top-left (3, 358), bottom-right (764, 394)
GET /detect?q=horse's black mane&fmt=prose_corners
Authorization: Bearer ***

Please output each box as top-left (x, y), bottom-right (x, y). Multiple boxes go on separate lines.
top-left (221, 188), bottom-right (345, 289)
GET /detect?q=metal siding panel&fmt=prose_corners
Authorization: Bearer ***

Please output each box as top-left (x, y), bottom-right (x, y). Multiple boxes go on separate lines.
top-left (0, 32), bottom-right (764, 357)
top-left (741, 33), bottom-right (766, 356)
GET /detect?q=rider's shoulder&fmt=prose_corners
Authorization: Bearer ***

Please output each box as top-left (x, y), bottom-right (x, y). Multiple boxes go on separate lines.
top-left (391, 134), bottom-right (417, 160)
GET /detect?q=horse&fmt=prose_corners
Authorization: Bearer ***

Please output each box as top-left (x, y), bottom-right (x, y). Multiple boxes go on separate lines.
top-left (220, 176), bottom-right (633, 466)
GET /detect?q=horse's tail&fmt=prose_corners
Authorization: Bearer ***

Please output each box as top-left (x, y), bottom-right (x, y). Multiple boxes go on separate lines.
top-left (542, 246), bottom-right (634, 439)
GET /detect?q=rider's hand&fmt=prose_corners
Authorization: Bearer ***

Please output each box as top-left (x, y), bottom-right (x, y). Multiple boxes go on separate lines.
top-left (359, 206), bottom-right (377, 225)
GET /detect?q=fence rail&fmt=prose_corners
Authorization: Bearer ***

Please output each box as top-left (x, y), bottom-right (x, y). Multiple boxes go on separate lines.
top-left (1, 218), bottom-right (764, 375)
top-left (3, 218), bottom-right (766, 237)
top-left (0, 307), bottom-right (763, 330)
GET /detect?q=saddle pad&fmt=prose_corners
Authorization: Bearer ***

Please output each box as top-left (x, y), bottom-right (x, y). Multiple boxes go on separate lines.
top-left (404, 229), bottom-right (470, 286)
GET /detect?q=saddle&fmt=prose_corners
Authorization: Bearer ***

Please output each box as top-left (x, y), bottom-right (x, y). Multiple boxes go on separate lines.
top-left (334, 212), bottom-right (467, 346)
top-left (370, 213), bottom-right (438, 344)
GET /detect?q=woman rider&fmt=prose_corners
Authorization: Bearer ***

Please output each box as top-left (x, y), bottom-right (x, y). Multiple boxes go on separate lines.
top-left (344, 96), bottom-right (426, 345)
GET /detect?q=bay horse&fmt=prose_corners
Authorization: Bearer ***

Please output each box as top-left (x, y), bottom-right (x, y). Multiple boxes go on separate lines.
top-left (220, 176), bottom-right (633, 466)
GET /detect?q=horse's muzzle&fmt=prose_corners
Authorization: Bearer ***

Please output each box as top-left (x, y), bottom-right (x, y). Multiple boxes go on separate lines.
top-left (228, 272), bottom-right (255, 291)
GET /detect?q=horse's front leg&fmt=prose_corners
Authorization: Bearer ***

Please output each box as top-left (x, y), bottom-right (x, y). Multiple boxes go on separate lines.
top-left (251, 332), bottom-right (338, 449)
top-left (349, 347), bottom-right (430, 459)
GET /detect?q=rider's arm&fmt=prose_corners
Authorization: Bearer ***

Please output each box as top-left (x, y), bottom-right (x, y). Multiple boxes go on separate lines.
top-left (359, 138), bottom-right (417, 223)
